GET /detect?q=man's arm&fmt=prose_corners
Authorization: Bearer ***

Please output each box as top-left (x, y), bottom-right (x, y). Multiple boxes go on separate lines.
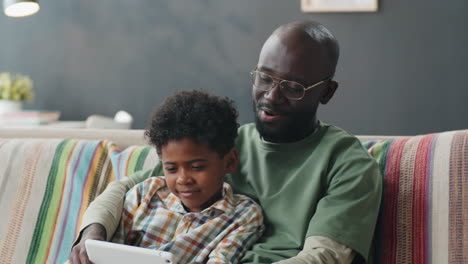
top-left (273, 236), bottom-right (355, 264)
top-left (68, 223), bottom-right (106, 264)
top-left (302, 137), bottom-right (382, 263)
top-left (273, 136), bottom-right (381, 264)
top-left (80, 169), bottom-right (152, 239)
top-left (69, 168), bottom-right (155, 263)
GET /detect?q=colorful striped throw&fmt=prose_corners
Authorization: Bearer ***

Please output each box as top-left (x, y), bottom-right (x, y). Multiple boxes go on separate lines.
top-left (0, 139), bottom-right (157, 264)
top-left (363, 130), bottom-right (468, 264)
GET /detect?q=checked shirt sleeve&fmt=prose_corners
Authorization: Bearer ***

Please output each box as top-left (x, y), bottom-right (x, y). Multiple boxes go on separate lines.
top-left (111, 182), bottom-right (145, 243)
top-left (207, 200), bottom-right (265, 264)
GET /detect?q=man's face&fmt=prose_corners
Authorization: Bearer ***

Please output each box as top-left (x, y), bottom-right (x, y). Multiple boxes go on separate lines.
top-left (161, 138), bottom-right (235, 212)
top-left (252, 31), bottom-right (334, 143)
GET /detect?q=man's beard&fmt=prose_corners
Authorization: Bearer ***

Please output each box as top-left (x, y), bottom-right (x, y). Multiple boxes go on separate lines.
top-left (252, 100), bottom-right (316, 143)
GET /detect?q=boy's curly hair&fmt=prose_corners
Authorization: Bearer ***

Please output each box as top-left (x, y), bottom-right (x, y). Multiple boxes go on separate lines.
top-left (145, 90), bottom-right (239, 157)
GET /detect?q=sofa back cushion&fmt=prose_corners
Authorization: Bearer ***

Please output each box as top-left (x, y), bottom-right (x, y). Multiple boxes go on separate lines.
top-left (0, 139), bottom-right (157, 264)
top-left (362, 129), bottom-right (468, 264)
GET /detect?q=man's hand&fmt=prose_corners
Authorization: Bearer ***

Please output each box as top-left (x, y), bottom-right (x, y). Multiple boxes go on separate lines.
top-left (69, 223), bottom-right (107, 264)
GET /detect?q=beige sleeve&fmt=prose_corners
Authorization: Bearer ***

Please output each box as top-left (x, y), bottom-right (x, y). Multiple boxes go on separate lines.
top-left (72, 168), bottom-right (155, 247)
top-left (78, 177), bottom-right (133, 240)
top-left (273, 236), bottom-right (355, 264)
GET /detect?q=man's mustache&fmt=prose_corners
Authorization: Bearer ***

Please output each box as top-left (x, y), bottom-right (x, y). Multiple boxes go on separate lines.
top-left (256, 102), bottom-right (288, 116)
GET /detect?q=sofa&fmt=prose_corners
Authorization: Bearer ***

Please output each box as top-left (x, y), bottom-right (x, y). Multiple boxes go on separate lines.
top-left (0, 127), bottom-right (466, 264)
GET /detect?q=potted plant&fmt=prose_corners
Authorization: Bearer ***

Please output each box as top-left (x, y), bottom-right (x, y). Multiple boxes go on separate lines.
top-left (0, 72), bottom-right (34, 113)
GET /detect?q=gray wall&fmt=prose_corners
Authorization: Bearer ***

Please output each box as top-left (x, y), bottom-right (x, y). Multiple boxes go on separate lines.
top-left (1, 0), bottom-right (466, 135)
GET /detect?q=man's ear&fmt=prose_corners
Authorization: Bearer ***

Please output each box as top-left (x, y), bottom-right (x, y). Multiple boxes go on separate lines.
top-left (224, 148), bottom-right (238, 174)
top-left (320, 80), bottom-right (338, 104)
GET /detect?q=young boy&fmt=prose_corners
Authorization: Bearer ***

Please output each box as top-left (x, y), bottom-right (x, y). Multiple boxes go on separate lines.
top-left (111, 90), bottom-right (264, 263)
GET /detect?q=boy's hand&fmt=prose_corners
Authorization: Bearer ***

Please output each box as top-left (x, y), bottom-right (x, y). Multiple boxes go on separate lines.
top-left (69, 223), bottom-right (107, 264)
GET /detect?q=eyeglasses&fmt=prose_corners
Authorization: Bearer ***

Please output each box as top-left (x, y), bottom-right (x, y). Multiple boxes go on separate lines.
top-left (250, 68), bottom-right (330, 100)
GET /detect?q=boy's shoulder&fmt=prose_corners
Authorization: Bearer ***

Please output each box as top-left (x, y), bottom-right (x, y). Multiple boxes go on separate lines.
top-left (223, 183), bottom-right (262, 216)
top-left (134, 176), bottom-right (171, 198)
top-left (139, 176), bottom-right (166, 188)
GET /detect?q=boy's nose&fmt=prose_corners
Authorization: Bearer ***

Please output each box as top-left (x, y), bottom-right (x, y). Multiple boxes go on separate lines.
top-left (176, 171), bottom-right (193, 185)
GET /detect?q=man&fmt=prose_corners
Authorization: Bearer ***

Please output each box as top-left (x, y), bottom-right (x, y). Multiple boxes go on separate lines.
top-left (70, 20), bottom-right (382, 264)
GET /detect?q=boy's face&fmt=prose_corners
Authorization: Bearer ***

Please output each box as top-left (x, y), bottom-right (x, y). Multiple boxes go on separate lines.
top-left (161, 138), bottom-right (238, 213)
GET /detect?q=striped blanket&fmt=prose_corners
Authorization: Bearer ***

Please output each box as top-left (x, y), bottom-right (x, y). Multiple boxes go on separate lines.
top-left (0, 139), bottom-right (157, 264)
top-left (363, 130), bottom-right (468, 264)
top-left (0, 130), bottom-right (467, 264)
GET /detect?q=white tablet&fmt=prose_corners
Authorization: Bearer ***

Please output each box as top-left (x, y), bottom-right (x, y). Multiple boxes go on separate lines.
top-left (85, 239), bottom-right (175, 264)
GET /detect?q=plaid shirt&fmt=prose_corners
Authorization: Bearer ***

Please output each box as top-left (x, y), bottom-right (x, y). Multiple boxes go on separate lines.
top-left (112, 176), bottom-right (264, 264)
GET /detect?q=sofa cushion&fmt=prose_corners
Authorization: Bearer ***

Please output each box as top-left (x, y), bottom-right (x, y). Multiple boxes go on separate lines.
top-left (362, 130), bottom-right (468, 264)
top-left (0, 139), bottom-right (157, 264)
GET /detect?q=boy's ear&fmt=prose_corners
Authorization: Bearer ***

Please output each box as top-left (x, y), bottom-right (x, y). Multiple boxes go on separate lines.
top-left (224, 148), bottom-right (238, 174)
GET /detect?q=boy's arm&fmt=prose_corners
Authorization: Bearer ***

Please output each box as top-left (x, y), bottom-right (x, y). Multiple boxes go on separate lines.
top-left (111, 180), bottom-right (146, 243)
top-left (207, 201), bottom-right (264, 264)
